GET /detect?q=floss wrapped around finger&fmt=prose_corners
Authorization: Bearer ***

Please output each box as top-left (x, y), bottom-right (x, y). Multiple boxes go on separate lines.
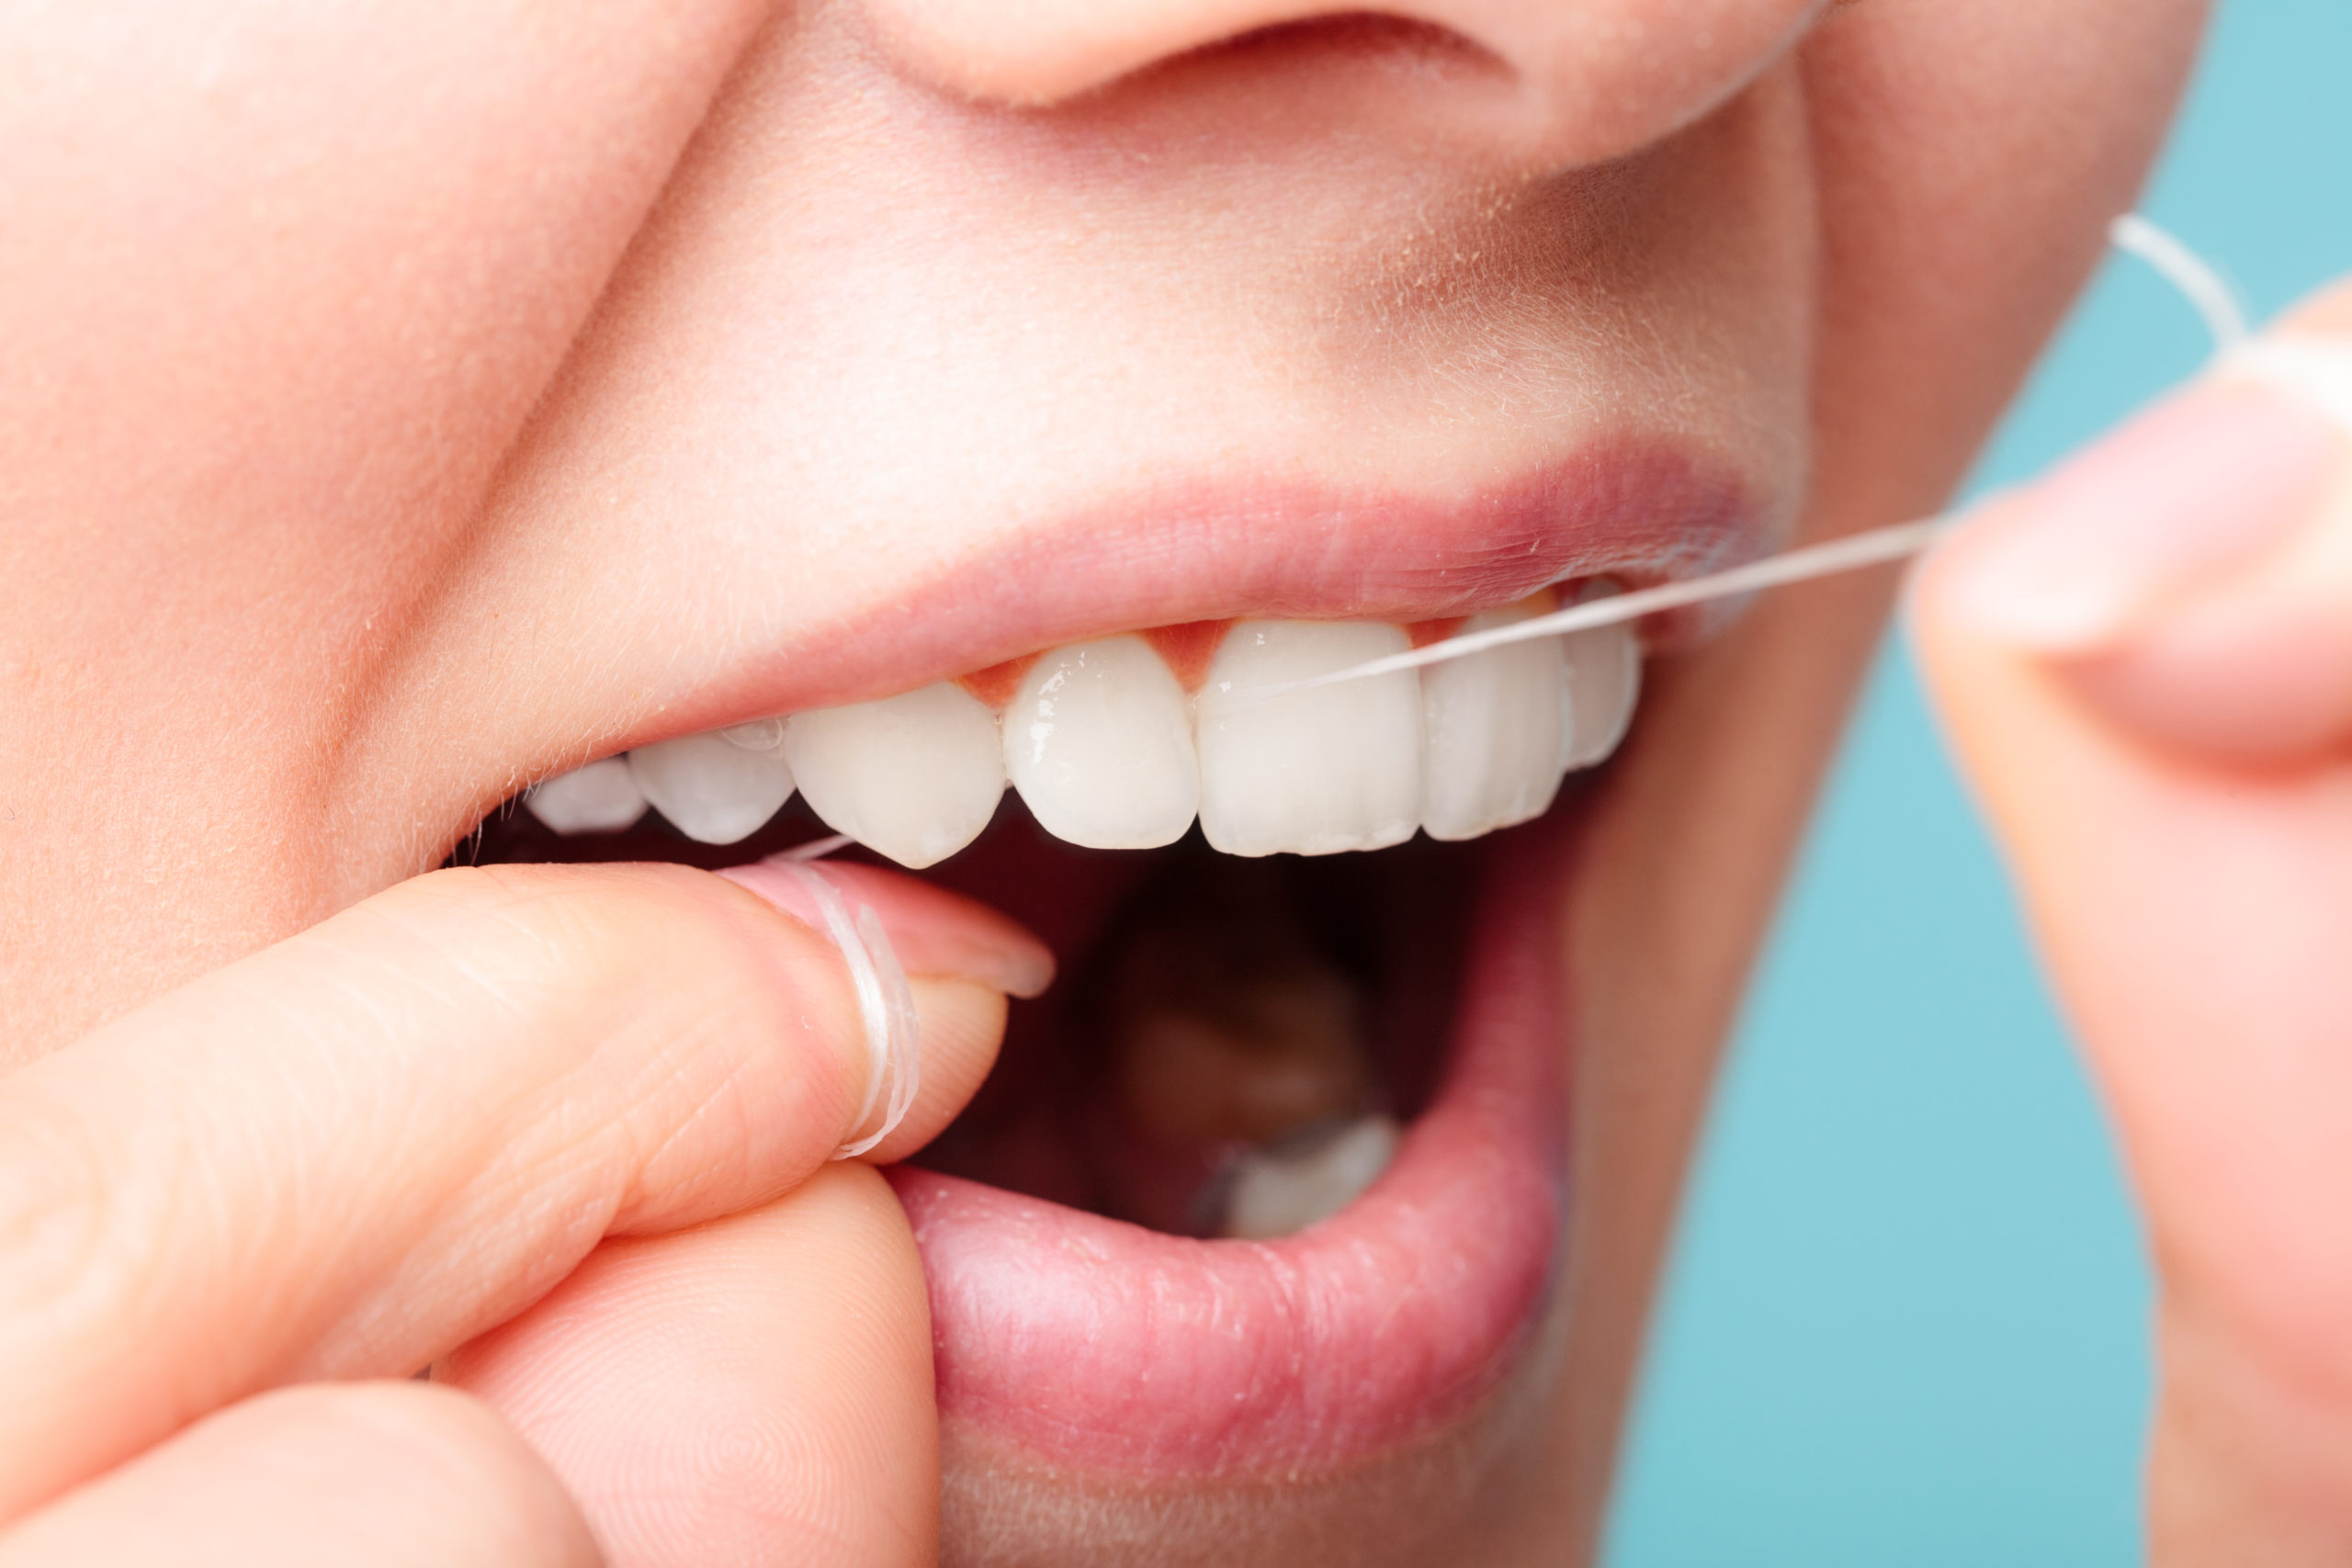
top-left (775, 860), bottom-right (923, 1160)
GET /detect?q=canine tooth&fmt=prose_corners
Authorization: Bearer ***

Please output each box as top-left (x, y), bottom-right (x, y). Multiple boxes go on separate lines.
top-left (626, 723), bottom-right (796, 845)
top-left (524, 757), bottom-right (648, 835)
top-left (783, 682), bottom-right (1005, 869)
top-left (1194, 621), bottom-right (1422, 857)
top-left (1219, 1115), bottom-right (1400, 1239)
top-left (1004, 636), bottom-right (1198, 850)
top-left (1419, 604), bottom-right (1571, 840)
top-left (1560, 591), bottom-right (1642, 769)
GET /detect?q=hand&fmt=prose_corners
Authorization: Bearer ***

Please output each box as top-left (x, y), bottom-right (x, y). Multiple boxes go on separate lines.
top-left (1915, 284), bottom-right (2352, 1564)
top-left (0, 860), bottom-right (1046, 1568)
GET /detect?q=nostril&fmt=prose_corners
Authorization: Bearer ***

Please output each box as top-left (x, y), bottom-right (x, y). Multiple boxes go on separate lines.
top-left (861, 0), bottom-right (1510, 112)
top-left (1193, 13), bottom-right (1509, 86)
top-left (864, 0), bottom-right (1825, 169)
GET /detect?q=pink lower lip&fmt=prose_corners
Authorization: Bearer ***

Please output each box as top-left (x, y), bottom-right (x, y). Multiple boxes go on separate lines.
top-left (887, 827), bottom-right (1571, 1478)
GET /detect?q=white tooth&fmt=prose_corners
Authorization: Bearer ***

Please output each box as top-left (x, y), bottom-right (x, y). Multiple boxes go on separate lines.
top-left (1003, 636), bottom-right (1198, 850)
top-left (1219, 1115), bottom-right (1400, 1240)
top-left (1194, 621), bottom-right (1422, 857)
top-left (782, 682), bottom-right (1005, 869)
top-left (1419, 604), bottom-right (1572, 841)
top-left (524, 756), bottom-right (649, 835)
top-left (1559, 588), bottom-right (1642, 770)
top-left (626, 722), bottom-right (797, 846)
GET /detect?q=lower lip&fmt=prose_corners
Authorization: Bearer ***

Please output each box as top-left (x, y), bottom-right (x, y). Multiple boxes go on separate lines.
top-left (887, 820), bottom-right (1573, 1478)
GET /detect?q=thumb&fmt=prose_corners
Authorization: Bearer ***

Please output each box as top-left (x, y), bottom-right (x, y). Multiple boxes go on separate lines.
top-left (439, 1165), bottom-right (938, 1568)
top-left (1913, 287), bottom-right (2352, 1565)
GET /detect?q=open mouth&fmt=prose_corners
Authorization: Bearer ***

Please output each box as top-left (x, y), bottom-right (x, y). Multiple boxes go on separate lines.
top-left (454, 588), bottom-right (1636, 1483)
top-left (436, 412), bottom-right (1775, 1487)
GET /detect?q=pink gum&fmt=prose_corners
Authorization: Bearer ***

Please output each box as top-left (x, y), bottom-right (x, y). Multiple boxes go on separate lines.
top-left (953, 590), bottom-right (1554, 710)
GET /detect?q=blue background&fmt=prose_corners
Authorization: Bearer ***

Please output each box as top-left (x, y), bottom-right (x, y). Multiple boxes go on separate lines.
top-left (1603, 4), bottom-right (2352, 1562)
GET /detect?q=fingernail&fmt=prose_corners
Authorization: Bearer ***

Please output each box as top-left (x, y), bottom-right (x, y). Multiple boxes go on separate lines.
top-left (1933, 374), bottom-right (2343, 654)
top-left (720, 857), bottom-right (1056, 998)
top-left (2225, 334), bottom-right (2352, 440)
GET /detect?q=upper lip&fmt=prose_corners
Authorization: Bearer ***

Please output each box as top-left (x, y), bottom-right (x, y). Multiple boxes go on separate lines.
top-left (541, 432), bottom-right (1761, 769)
top-left (376, 428), bottom-right (1764, 875)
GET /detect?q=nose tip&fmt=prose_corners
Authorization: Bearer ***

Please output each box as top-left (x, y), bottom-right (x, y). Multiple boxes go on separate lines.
top-left (862, 0), bottom-right (1826, 168)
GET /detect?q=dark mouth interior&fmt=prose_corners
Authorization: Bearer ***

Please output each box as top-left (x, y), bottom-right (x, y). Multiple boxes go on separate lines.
top-left (458, 795), bottom-right (1483, 1237)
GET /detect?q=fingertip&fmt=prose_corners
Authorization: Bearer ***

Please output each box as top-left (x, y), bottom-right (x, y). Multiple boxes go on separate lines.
top-left (1912, 357), bottom-right (2352, 765)
top-left (858, 977), bottom-right (1008, 1168)
top-left (721, 858), bottom-right (1056, 998)
top-left (1914, 383), bottom-right (2340, 658)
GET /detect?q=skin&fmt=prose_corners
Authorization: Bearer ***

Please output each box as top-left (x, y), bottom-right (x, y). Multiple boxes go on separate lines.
top-left (1917, 286), bottom-right (2352, 1565)
top-left (13, 1), bottom-right (2336, 1564)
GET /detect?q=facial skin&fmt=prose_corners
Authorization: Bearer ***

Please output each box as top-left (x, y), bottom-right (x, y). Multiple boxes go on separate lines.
top-left (0, 2), bottom-right (2202, 1563)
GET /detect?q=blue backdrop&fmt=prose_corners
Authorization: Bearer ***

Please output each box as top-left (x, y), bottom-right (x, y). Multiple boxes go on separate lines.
top-left (1604, 4), bottom-right (2352, 1562)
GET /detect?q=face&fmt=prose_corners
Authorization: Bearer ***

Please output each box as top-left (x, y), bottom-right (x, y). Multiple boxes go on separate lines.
top-left (0, 1), bottom-right (2201, 1562)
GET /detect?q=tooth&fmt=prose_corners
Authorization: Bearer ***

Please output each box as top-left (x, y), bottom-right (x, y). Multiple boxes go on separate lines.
top-left (626, 720), bottom-right (796, 845)
top-left (1559, 589), bottom-right (1642, 769)
top-left (1218, 1114), bottom-right (1400, 1240)
top-left (783, 682), bottom-right (1005, 869)
top-left (1003, 636), bottom-right (1198, 850)
top-left (524, 756), bottom-right (649, 835)
top-left (1194, 621), bottom-right (1423, 857)
top-left (1419, 603), bottom-right (1572, 840)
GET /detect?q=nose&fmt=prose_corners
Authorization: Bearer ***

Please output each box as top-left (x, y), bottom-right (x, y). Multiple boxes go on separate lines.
top-left (860, 0), bottom-right (1826, 168)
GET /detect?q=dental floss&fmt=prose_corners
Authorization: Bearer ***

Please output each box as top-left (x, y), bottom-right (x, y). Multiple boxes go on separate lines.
top-left (2109, 212), bottom-right (2250, 354)
top-left (781, 861), bottom-right (923, 1159)
top-left (1237, 214), bottom-right (2255, 705)
top-left (781, 831), bottom-right (855, 862)
top-left (1227, 518), bottom-right (1947, 701)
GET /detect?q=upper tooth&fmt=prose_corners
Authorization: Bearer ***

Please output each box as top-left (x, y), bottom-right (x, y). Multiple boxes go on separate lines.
top-left (1194, 620), bottom-right (1423, 857)
top-left (783, 681), bottom-right (1006, 869)
top-left (1558, 590), bottom-right (1642, 770)
top-left (1218, 1114), bottom-right (1400, 1240)
top-left (525, 756), bottom-right (649, 835)
top-left (1419, 603), bottom-right (1572, 841)
top-left (627, 720), bottom-right (796, 845)
top-left (1003, 636), bottom-right (1198, 850)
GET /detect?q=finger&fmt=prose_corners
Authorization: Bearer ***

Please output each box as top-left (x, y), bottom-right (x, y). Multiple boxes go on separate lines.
top-left (0, 859), bottom-right (1046, 1524)
top-left (718, 858), bottom-right (1050, 1167)
top-left (441, 1163), bottom-right (936, 1568)
top-left (1914, 290), bottom-right (2352, 1563)
top-left (0, 1382), bottom-right (594, 1568)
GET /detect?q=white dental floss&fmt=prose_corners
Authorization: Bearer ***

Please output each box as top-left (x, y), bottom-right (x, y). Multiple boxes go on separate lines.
top-left (2109, 212), bottom-right (2251, 355)
top-left (1229, 213), bottom-right (2255, 707)
top-left (1227, 518), bottom-right (1947, 702)
top-left (780, 861), bottom-right (923, 1159)
top-left (782, 832), bottom-right (855, 862)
